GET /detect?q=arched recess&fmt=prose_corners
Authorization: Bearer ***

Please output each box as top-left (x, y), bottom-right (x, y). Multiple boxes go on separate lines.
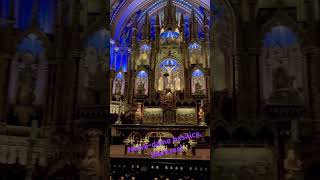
top-left (211, 0), bottom-right (237, 95)
top-left (7, 33), bottom-right (49, 127)
top-left (78, 28), bottom-right (109, 105)
top-left (112, 72), bottom-right (126, 99)
top-left (259, 14), bottom-right (309, 106)
top-left (135, 70), bottom-right (149, 96)
top-left (191, 68), bottom-right (206, 96)
top-left (155, 58), bottom-right (184, 92)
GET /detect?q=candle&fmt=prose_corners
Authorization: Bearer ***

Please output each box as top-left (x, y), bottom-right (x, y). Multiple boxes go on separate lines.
top-left (201, 100), bottom-right (204, 106)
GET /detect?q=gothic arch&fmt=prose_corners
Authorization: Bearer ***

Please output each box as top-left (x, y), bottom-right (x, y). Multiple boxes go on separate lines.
top-left (15, 29), bottom-right (53, 59)
top-left (78, 27), bottom-right (109, 105)
top-left (213, 0), bottom-right (237, 48)
top-left (260, 10), bottom-right (311, 48)
top-left (211, 0), bottom-right (237, 95)
top-left (7, 33), bottom-right (49, 126)
top-left (259, 13), bottom-right (309, 105)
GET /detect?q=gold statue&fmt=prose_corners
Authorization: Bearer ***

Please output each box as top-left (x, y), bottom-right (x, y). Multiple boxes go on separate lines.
top-left (198, 106), bottom-right (206, 125)
top-left (134, 103), bottom-right (143, 124)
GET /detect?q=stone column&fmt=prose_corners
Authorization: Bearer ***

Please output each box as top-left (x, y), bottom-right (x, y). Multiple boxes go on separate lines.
top-left (314, 0), bottom-right (320, 21)
top-left (297, 0), bottom-right (306, 22)
top-left (80, 128), bottom-right (106, 180)
top-left (0, 52), bottom-right (10, 123)
top-left (234, 48), bottom-right (260, 120)
top-left (105, 123), bottom-right (111, 179)
top-left (43, 60), bottom-right (56, 127)
top-left (25, 137), bottom-right (36, 180)
top-left (304, 47), bottom-right (320, 119)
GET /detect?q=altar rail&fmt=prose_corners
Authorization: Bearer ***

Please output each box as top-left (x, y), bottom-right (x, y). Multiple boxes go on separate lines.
top-left (110, 157), bottom-right (210, 180)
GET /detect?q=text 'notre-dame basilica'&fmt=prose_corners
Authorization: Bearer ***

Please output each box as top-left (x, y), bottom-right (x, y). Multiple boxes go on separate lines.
top-left (0, 0), bottom-right (320, 180)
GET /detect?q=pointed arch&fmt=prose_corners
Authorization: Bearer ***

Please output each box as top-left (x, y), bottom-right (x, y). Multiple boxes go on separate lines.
top-left (260, 10), bottom-right (311, 48)
top-left (259, 15), bottom-right (308, 105)
top-left (15, 29), bottom-right (53, 58)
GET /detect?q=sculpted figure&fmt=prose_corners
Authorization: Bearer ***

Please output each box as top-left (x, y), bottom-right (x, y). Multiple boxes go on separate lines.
top-left (17, 65), bottom-right (35, 105)
top-left (158, 76), bottom-right (164, 91)
top-left (137, 81), bottom-right (146, 95)
top-left (272, 61), bottom-right (293, 90)
top-left (115, 78), bottom-right (122, 95)
top-left (284, 149), bottom-right (303, 180)
top-left (81, 147), bottom-right (100, 176)
top-left (194, 82), bottom-right (204, 95)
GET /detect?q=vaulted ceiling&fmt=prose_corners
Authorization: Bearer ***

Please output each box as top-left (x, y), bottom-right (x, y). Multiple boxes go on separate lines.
top-left (111, 0), bottom-right (210, 40)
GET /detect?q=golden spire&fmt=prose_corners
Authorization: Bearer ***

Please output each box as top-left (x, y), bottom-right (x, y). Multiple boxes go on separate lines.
top-left (132, 14), bottom-right (138, 44)
top-left (190, 9), bottom-right (198, 41)
top-left (164, 0), bottom-right (177, 30)
top-left (142, 12), bottom-right (150, 41)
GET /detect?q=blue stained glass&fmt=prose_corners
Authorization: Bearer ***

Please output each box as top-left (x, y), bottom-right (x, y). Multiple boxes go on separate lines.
top-left (39, 0), bottom-right (55, 34)
top-left (263, 26), bottom-right (297, 48)
top-left (113, 0), bottom-right (210, 41)
top-left (160, 59), bottom-right (179, 72)
top-left (198, 31), bottom-right (204, 39)
top-left (116, 72), bottom-right (124, 79)
top-left (192, 69), bottom-right (204, 77)
top-left (110, 46), bottom-right (115, 69)
top-left (189, 42), bottom-right (201, 50)
top-left (140, 44), bottom-right (151, 52)
top-left (137, 71), bottom-right (148, 78)
top-left (15, 0), bottom-right (33, 29)
top-left (122, 53), bottom-right (127, 72)
top-left (160, 31), bottom-right (180, 39)
top-left (17, 34), bottom-right (44, 55)
top-left (184, 17), bottom-right (190, 39)
top-left (0, 0), bottom-right (10, 23)
top-left (115, 52), bottom-right (121, 71)
top-left (150, 17), bottom-right (156, 40)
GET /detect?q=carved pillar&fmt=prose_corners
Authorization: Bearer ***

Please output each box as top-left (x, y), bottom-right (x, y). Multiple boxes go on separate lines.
top-left (297, 0), bottom-right (306, 22)
top-left (304, 47), bottom-right (320, 119)
top-left (80, 128), bottom-right (103, 179)
top-left (184, 67), bottom-right (191, 99)
top-left (105, 123), bottom-right (111, 179)
top-left (0, 0), bottom-right (15, 124)
top-left (234, 48), bottom-right (260, 120)
top-left (43, 59), bottom-right (56, 126)
top-left (314, 0), bottom-right (320, 21)
top-left (25, 138), bottom-right (36, 180)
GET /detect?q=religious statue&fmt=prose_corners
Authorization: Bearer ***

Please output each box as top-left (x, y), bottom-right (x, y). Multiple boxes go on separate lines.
top-left (81, 147), bottom-right (100, 176)
top-left (158, 76), bottom-right (164, 91)
top-left (17, 65), bottom-right (35, 105)
top-left (164, 90), bottom-right (174, 104)
top-left (198, 107), bottom-right (206, 125)
top-left (284, 149), bottom-right (303, 180)
top-left (194, 82), bottom-right (204, 95)
top-left (94, 56), bottom-right (108, 104)
top-left (175, 77), bottom-right (181, 91)
top-left (137, 81), bottom-right (146, 95)
top-left (134, 103), bottom-right (143, 124)
top-left (272, 61), bottom-right (294, 91)
top-left (114, 78), bottom-right (122, 95)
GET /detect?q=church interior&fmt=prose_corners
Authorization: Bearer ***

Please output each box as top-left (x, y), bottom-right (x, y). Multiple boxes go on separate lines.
top-left (0, 0), bottom-right (320, 179)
